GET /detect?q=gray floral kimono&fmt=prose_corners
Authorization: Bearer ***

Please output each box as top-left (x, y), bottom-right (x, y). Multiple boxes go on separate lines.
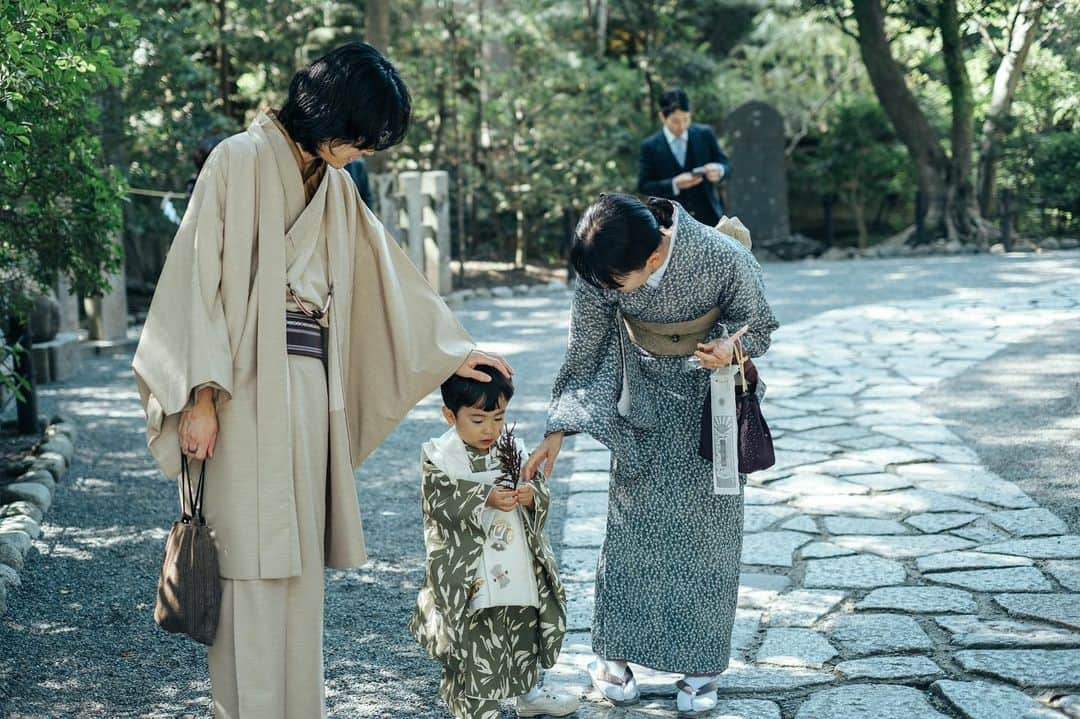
top-left (409, 435), bottom-right (566, 707)
top-left (546, 204), bottom-right (779, 673)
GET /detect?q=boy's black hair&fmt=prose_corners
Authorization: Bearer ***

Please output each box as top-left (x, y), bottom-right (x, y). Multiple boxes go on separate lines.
top-left (659, 87), bottom-right (691, 117)
top-left (570, 193), bottom-right (674, 290)
top-left (277, 42), bottom-right (411, 155)
top-left (441, 365), bottom-right (514, 414)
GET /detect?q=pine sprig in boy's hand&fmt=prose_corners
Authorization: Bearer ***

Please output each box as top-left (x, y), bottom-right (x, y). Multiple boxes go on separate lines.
top-left (494, 424), bottom-right (522, 490)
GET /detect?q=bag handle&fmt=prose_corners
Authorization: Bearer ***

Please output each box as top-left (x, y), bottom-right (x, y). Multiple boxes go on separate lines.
top-left (733, 340), bottom-right (749, 394)
top-left (179, 455), bottom-right (208, 525)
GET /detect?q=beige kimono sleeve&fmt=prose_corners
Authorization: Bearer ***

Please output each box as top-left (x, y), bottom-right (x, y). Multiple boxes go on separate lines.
top-left (343, 202), bottom-right (476, 469)
top-left (132, 145), bottom-right (239, 479)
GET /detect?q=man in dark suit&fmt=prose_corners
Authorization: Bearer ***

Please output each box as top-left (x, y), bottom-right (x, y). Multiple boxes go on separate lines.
top-left (638, 88), bottom-right (730, 226)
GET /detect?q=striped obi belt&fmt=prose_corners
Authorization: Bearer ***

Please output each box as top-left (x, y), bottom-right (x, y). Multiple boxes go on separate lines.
top-left (285, 283), bottom-right (332, 361)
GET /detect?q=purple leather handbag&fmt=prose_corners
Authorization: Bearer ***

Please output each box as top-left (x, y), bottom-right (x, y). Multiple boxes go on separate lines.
top-left (698, 343), bottom-right (776, 474)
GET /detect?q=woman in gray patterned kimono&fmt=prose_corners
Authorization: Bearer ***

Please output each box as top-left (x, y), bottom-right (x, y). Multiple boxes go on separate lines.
top-left (524, 194), bottom-right (778, 715)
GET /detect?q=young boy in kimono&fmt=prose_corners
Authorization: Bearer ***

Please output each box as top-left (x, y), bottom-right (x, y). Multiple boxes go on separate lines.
top-left (410, 366), bottom-right (579, 719)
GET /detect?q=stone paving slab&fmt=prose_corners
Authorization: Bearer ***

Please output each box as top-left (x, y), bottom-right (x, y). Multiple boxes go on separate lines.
top-left (994, 593), bottom-right (1080, 630)
top-left (794, 684), bottom-right (950, 719)
top-left (764, 589), bottom-right (847, 627)
top-left (835, 655), bottom-right (943, 681)
top-left (934, 679), bottom-right (1069, 718)
top-left (756, 628), bottom-right (837, 668)
top-left (547, 279), bottom-right (1080, 714)
top-left (855, 586), bottom-right (977, 613)
top-left (934, 614), bottom-right (1080, 648)
top-left (825, 613), bottom-right (934, 656)
top-left (1046, 561), bottom-right (1080, 591)
top-left (926, 566), bottom-right (1052, 592)
top-left (955, 649), bottom-right (1080, 688)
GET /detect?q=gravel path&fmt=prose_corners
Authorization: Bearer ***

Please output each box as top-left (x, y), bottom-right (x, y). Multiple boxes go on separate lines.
top-left (2, 250), bottom-right (1078, 718)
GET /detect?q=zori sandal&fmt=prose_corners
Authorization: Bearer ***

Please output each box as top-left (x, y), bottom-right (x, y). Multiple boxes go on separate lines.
top-left (676, 677), bottom-right (719, 716)
top-left (587, 660), bottom-right (640, 707)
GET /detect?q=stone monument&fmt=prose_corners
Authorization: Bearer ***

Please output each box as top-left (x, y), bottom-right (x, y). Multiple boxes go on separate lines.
top-left (723, 101), bottom-right (791, 253)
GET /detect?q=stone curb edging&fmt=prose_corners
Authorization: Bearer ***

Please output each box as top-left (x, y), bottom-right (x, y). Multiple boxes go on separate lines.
top-left (443, 280), bottom-right (571, 307)
top-left (816, 236), bottom-right (1080, 262)
top-left (0, 417), bottom-right (78, 615)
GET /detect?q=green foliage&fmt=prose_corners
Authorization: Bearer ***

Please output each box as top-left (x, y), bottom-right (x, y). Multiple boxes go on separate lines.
top-left (1030, 132), bottom-right (1080, 219)
top-left (117, 0), bottom-right (325, 283)
top-left (389, 0), bottom-right (768, 261)
top-left (0, 0), bottom-right (133, 319)
top-left (794, 98), bottom-right (910, 246)
top-left (717, 0), bottom-right (872, 144)
top-left (11, 0), bottom-right (1071, 286)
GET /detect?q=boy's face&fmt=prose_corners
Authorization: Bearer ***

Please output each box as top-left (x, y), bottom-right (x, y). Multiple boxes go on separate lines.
top-left (443, 396), bottom-right (508, 451)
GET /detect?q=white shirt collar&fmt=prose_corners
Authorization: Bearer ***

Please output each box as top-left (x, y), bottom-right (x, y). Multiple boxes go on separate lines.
top-left (645, 210), bottom-right (679, 289)
top-left (662, 125), bottom-right (687, 145)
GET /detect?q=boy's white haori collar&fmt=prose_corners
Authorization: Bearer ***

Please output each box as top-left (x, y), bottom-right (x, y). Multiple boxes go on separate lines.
top-left (423, 427), bottom-right (529, 482)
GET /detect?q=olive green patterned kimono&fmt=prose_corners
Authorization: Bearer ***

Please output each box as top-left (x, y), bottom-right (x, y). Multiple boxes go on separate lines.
top-left (409, 436), bottom-right (566, 719)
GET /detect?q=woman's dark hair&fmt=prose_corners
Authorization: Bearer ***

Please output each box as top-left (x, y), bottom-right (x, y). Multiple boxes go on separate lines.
top-left (277, 42), bottom-right (411, 155)
top-left (659, 88), bottom-right (691, 117)
top-left (441, 365), bottom-right (515, 414)
top-left (570, 194), bottom-right (674, 290)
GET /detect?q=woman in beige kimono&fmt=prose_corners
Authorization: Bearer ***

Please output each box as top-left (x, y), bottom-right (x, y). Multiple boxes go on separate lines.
top-left (133, 43), bottom-right (509, 719)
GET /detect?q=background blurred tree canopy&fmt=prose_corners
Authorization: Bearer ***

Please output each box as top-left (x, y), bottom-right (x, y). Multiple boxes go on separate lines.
top-left (2, 0), bottom-right (1077, 296)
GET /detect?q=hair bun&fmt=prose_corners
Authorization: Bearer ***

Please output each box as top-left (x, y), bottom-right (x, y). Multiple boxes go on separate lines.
top-left (645, 197), bottom-right (674, 229)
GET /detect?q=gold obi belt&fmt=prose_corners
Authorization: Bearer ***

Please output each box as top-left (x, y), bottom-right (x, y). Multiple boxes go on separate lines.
top-left (622, 306), bottom-right (722, 356)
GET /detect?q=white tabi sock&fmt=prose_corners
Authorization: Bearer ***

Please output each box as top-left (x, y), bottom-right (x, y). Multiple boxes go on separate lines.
top-left (682, 674), bottom-right (719, 690)
top-left (603, 659), bottom-right (629, 678)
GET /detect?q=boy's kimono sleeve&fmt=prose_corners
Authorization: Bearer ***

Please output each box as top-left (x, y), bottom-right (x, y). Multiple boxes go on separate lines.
top-left (410, 454), bottom-right (491, 662)
top-left (420, 456), bottom-right (491, 534)
top-left (521, 469), bottom-right (567, 669)
top-left (520, 469), bottom-right (551, 537)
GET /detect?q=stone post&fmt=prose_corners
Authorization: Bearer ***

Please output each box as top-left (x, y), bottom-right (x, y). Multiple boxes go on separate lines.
top-left (422, 171), bottom-right (453, 294)
top-left (84, 261), bottom-right (128, 343)
top-left (372, 173), bottom-right (402, 246)
top-left (54, 276), bottom-right (81, 333)
top-left (399, 171), bottom-right (425, 271)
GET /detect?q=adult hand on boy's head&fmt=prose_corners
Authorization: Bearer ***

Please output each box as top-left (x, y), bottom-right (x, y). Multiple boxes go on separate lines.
top-left (485, 486), bottom-right (518, 511)
top-left (456, 349), bottom-right (514, 382)
top-left (524, 432), bottom-right (563, 481)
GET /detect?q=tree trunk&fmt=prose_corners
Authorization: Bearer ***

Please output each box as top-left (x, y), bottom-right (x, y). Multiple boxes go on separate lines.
top-left (596, 0), bottom-right (608, 56)
top-left (976, 0), bottom-right (1045, 215)
top-left (446, 7), bottom-right (467, 286)
top-left (468, 0), bottom-right (487, 265)
top-left (365, 0), bottom-right (392, 51)
top-left (851, 0), bottom-right (948, 242)
top-left (5, 319), bottom-right (39, 435)
top-left (851, 0), bottom-right (993, 244)
top-left (215, 0), bottom-right (231, 120)
top-left (365, 0), bottom-right (393, 173)
top-left (849, 187), bottom-right (869, 249)
top-left (514, 206), bottom-right (526, 269)
top-left (939, 0), bottom-right (981, 242)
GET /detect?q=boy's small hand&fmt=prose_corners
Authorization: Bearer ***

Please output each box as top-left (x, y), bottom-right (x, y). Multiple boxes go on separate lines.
top-left (515, 482), bottom-right (534, 509)
top-left (486, 487), bottom-right (518, 511)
